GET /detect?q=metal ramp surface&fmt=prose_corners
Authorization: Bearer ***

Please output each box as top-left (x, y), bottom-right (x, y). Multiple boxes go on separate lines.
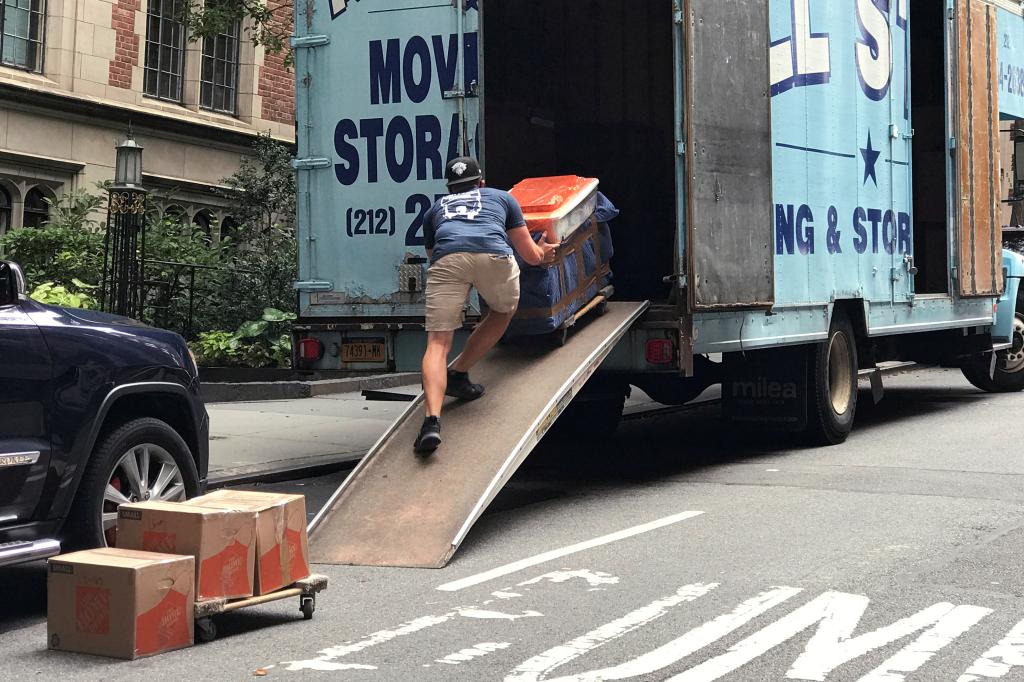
top-left (308, 301), bottom-right (649, 568)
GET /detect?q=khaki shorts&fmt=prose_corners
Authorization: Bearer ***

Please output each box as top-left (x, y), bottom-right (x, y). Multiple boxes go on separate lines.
top-left (425, 252), bottom-right (521, 332)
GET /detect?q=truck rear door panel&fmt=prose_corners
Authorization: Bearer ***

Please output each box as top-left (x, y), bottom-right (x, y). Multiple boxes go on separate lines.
top-left (294, 1), bottom-right (479, 317)
top-left (954, 0), bottom-right (1003, 297)
top-left (683, 0), bottom-right (775, 310)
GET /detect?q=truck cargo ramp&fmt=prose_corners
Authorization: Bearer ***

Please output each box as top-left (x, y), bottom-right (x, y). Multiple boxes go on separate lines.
top-left (308, 301), bottom-right (649, 568)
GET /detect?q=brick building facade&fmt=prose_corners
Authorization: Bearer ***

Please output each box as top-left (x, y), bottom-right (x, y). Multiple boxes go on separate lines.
top-left (0, 0), bottom-right (295, 237)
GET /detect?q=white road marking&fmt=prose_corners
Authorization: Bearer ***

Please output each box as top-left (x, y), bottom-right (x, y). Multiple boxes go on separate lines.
top-left (493, 591), bottom-right (524, 600)
top-left (666, 592), bottom-right (990, 682)
top-left (437, 642), bottom-right (512, 666)
top-left (437, 511), bottom-right (705, 592)
top-left (518, 570), bottom-right (620, 588)
top-left (510, 586), bottom-right (800, 682)
top-left (859, 606), bottom-right (991, 681)
top-left (459, 609), bottom-right (543, 621)
top-left (505, 583), bottom-right (721, 682)
top-left (285, 661), bottom-right (377, 671)
top-left (284, 614), bottom-right (454, 671)
top-left (958, 617), bottom-right (1024, 681)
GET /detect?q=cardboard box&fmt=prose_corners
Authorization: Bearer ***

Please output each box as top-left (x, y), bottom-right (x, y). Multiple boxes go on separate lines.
top-left (186, 490), bottom-right (310, 595)
top-left (117, 501), bottom-right (256, 600)
top-left (47, 548), bottom-right (194, 659)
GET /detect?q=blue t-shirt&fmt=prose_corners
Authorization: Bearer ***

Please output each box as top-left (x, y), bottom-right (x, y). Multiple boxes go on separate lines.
top-left (423, 187), bottom-right (526, 263)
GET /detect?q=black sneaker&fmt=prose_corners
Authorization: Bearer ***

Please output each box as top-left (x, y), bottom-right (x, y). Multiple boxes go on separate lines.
top-left (446, 369), bottom-right (485, 401)
top-left (414, 416), bottom-right (441, 455)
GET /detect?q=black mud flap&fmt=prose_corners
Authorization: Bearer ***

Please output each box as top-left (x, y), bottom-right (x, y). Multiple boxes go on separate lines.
top-left (722, 347), bottom-right (808, 431)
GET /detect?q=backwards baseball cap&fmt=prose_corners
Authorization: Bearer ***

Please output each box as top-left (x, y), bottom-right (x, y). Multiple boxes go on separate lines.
top-left (445, 156), bottom-right (483, 188)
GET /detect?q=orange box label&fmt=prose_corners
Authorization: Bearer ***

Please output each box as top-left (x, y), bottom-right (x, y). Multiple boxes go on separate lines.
top-left (135, 589), bottom-right (190, 657)
top-left (287, 528), bottom-right (309, 582)
top-left (142, 530), bottom-right (177, 554)
top-left (259, 543), bottom-right (284, 594)
top-left (75, 585), bottom-right (110, 635)
top-left (199, 540), bottom-right (251, 599)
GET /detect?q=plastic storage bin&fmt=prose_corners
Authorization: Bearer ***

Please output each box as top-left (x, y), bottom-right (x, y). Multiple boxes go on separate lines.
top-left (510, 176), bottom-right (600, 242)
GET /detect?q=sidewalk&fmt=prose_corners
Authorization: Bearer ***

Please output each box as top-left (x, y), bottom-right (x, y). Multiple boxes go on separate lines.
top-left (206, 389), bottom-right (412, 486)
top-left (205, 385), bottom-right (679, 486)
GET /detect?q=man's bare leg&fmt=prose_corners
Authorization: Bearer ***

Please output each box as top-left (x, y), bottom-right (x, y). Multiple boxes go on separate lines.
top-left (422, 331), bottom-right (454, 417)
top-left (451, 310), bottom-right (515, 374)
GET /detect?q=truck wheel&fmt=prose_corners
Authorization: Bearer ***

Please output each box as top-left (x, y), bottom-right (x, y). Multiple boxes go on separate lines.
top-left (64, 417), bottom-right (201, 550)
top-left (961, 314), bottom-right (1024, 393)
top-left (806, 313), bottom-right (858, 445)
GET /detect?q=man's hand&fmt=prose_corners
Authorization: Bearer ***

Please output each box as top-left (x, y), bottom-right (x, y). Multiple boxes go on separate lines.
top-left (540, 241), bottom-right (559, 265)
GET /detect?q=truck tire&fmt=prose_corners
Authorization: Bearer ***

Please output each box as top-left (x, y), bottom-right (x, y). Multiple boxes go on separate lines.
top-left (806, 312), bottom-right (858, 445)
top-left (961, 313), bottom-right (1024, 393)
top-left (64, 417), bottom-right (201, 550)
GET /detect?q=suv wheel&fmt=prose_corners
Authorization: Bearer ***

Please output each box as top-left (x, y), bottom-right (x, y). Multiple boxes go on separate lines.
top-left (65, 417), bottom-right (200, 549)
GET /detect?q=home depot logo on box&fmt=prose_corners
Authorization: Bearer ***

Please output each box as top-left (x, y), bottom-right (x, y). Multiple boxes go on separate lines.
top-left (48, 548), bottom-right (194, 660)
top-left (186, 490), bottom-right (310, 595)
top-left (118, 500), bottom-right (256, 600)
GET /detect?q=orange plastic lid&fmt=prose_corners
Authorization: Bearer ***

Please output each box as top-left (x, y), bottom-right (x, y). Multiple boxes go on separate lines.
top-left (510, 176), bottom-right (599, 236)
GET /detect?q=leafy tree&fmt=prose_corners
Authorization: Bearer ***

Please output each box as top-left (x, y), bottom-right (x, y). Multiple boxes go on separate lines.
top-left (220, 132), bottom-right (297, 236)
top-left (180, 0), bottom-right (293, 66)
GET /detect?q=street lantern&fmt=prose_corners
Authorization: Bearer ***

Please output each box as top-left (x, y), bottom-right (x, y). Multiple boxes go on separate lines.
top-left (100, 132), bottom-right (149, 318)
top-left (113, 137), bottom-right (144, 188)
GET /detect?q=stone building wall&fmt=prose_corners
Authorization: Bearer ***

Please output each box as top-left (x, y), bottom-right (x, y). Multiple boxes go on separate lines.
top-left (0, 0), bottom-right (295, 235)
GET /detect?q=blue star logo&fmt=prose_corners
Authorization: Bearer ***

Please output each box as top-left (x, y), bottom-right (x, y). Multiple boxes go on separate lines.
top-left (861, 132), bottom-right (880, 186)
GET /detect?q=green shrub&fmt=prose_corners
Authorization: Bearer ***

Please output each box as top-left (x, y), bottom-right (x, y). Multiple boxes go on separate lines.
top-left (190, 308), bottom-right (296, 368)
top-left (31, 280), bottom-right (98, 309)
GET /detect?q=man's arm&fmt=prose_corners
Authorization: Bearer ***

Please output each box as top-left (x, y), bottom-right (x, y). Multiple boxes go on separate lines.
top-left (508, 226), bottom-right (558, 266)
top-left (423, 205), bottom-right (437, 259)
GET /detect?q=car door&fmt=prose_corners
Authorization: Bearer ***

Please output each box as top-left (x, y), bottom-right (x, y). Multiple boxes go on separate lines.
top-left (0, 288), bottom-right (52, 525)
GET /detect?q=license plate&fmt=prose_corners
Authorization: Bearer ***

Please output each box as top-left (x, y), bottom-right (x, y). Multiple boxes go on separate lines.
top-left (341, 341), bottom-right (386, 363)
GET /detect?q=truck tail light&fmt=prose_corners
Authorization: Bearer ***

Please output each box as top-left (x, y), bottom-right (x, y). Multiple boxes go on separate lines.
top-left (645, 339), bottom-right (674, 365)
top-left (298, 338), bottom-right (324, 362)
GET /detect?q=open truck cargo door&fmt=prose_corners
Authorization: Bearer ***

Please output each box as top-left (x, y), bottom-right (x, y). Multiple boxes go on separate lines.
top-left (953, 0), bottom-right (1003, 298)
top-left (681, 0), bottom-right (774, 310)
top-left (293, 0), bottom-right (480, 316)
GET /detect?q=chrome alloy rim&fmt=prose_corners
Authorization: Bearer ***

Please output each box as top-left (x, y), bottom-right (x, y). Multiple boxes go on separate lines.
top-left (828, 332), bottom-right (854, 416)
top-left (102, 444), bottom-right (185, 546)
top-left (1003, 316), bottom-right (1024, 374)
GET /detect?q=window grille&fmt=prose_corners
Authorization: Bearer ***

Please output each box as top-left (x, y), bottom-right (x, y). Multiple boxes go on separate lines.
top-left (23, 187), bottom-right (49, 228)
top-left (0, 0), bottom-right (46, 73)
top-left (144, 0), bottom-right (186, 103)
top-left (200, 11), bottom-right (240, 115)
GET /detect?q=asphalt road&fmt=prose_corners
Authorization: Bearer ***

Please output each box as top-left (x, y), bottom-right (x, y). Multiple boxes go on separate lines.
top-left (5, 367), bottom-right (1024, 681)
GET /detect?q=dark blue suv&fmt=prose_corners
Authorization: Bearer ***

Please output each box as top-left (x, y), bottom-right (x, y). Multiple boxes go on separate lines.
top-left (0, 260), bottom-right (208, 566)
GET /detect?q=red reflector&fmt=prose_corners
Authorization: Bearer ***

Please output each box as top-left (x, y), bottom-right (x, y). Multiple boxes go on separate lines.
top-left (645, 339), bottom-right (674, 365)
top-left (298, 338), bottom-right (324, 361)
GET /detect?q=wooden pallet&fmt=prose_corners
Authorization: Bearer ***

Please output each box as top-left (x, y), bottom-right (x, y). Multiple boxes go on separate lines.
top-left (193, 574), bottom-right (329, 642)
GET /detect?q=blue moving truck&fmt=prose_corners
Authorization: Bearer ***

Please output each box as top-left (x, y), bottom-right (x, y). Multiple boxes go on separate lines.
top-left (291, 0), bottom-right (1024, 444)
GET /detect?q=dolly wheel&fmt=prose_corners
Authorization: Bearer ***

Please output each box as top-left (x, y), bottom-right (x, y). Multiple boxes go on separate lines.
top-left (301, 597), bottom-right (315, 620)
top-left (196, 617), bottom-right (217, 643)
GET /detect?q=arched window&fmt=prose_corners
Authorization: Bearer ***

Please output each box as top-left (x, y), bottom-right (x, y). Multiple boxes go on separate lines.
top-left (23, 187), bottom-right (50, 228)
top-left (163, 205), bottom-right (187, 225)
top-left (219, 216), bottom-right (238, 242)
top-left (0, 186), bottom-right (11, 235)
top-left (192, 209), bottom-right (213, 236)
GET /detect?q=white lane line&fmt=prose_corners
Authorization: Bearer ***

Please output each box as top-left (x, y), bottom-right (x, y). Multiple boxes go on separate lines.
top-left (959, 617), bottom-right (1024, 680)
top-left (437, 511), bottom-right (705, 592)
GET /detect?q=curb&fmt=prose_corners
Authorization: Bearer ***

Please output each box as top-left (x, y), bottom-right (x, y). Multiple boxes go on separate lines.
top-left (207, 452), bottom-right (362, 489)
top-left (202, 372), bottom-right (421, 403)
